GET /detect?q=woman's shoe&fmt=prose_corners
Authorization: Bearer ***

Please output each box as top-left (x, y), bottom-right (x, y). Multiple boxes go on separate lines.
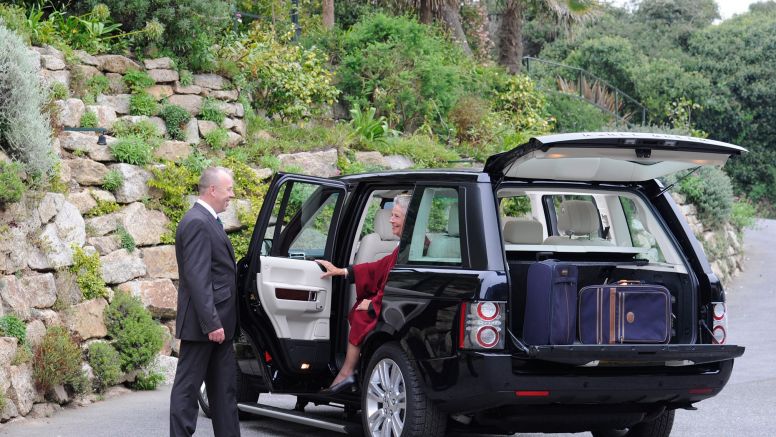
top-left (319, 374), bottom-right (356, 395)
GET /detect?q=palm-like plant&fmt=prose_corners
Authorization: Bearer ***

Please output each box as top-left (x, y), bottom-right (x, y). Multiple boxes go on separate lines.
top-left (499, 0), bottom-right (600, 74)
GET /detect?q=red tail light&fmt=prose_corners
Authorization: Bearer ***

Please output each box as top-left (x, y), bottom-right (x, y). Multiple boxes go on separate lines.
top-left (711, 302), bottom-right (727, 344)
top-left (459, 301), bottom-right (506, 350)
top-left (515, 390), bottom-right (550, 397)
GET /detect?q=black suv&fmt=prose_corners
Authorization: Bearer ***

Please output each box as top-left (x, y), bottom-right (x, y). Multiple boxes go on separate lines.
top-left (202, 133), bottom-right (746, 437)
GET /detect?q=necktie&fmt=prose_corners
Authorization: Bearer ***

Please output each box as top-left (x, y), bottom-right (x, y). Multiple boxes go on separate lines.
top-left (216, 216), bottom-right (223, 226)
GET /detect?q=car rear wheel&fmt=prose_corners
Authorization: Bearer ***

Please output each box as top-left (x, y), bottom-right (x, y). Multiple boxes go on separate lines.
top-left (362, 342), bottom-right (446, 437)
top-left (592, 410), bottom-right (675, 437)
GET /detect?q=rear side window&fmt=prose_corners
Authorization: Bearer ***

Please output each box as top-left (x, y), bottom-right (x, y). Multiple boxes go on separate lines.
top-left (402, 187), bottom-right (462, 266)
top-left (620, 196), bottom-right (665, 263)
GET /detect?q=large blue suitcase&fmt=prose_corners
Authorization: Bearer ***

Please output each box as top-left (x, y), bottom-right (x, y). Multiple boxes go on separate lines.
top-left (578, 282), bottom-right (671, 344)
top-left (523, 260), bottom-right (578, 345)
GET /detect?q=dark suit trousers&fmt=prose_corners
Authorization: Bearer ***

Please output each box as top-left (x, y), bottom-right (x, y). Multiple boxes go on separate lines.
top-left (170, 340), bottom-right (240, 437)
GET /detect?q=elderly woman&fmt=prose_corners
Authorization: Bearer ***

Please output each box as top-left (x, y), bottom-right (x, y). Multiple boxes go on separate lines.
top-left (316, 194), bottom-right (410, 393)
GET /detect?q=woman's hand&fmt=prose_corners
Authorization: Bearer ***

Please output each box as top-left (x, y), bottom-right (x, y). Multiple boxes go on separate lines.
top-left (356, 299), bottom-right (371, 311)
top-left (316, 260), bottom-right (347, 279)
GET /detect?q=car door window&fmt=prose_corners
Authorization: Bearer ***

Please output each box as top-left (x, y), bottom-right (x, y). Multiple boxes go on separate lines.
top-left (403, 187), bottom-right (462, 265)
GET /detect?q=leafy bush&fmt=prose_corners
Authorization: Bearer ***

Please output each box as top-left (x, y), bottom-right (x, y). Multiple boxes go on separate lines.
top-left (730, 199), bottom-right (757, 231)
top-left (131, 370), bottom-right (164, 390)
top-left (349, 103), bottom-right (394, 148)
top-left (116, 225), bottom-right (136, 252)
top-left (0, 315), bottom-right (27, 346)
top-left (676, 166), bottom-right (734, 229)
top-left (50, 82), bottom-right (70, 100)
top-left (110, 119), bottom-right (161, 146)
top-left (129, 92), bottom-right (158, 116)
top-left (339, 14), bottom-right (474, 132)
top-left (70, 245), bottom-right (107, 299)
top-left (32, 326), bottom-right (83, 393)
top-left (179, 69), bottom-right (193, 86)
top-left (102, 169), bottom-right (124, 191)
top-left (222, 25), bottom-right (339, 121)
top-left (0, 161), bottom-right (26, 204)
top-left (448, 95), bottom-right (490, 143)
top-left (87, 74), bottom-right (111, 96)
top-left (85, 198), bottom-right (121, 217)
top-left (0, 25), bottom-right (56, 177)
top-left (158, 105), bottom-right (191, 141)
top-left (546, 93), bottom-right (613, 133)
top-left (104, 291), bottom-right (164, 372)
top-left (87, 341), bottom-right (122, 393)
top-left (80, 110), bottom-right (99, 128)
top-left (123, 69), bottom-right (155, 93)
top-left (203, 127), bottom-right (229, 150)
top-left (148, 162), bottom-right (198, 242)
top-left (493, 74), bottom-right (553, 133)
top-left (110, 136), bottom-right (154, 165)
top-left (375, 135), bottom-right (460, 168)
top-left (200, 98), bottom-right (226, 125)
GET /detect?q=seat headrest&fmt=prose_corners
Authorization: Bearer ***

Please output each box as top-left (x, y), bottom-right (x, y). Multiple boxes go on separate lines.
top-left (374, 209), bottom-right (399, 241)
top-left (556, 200), bottom-right (600, 236)
top-left (447, 203), bottom-right (459, 237)
top-left (504, 219), bottom-right (543, 244)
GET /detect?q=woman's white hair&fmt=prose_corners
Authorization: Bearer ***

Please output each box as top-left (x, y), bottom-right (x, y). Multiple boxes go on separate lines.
top-left (393, 193), bottom-right (411, 211)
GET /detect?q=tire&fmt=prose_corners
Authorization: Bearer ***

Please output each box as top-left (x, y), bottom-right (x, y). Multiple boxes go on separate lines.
top-left (197, 364), bottom-right (262, 420)
top-left (362, 342), bottom-right (446, 437)
top-left (591, 410), bottom-right (675, 437)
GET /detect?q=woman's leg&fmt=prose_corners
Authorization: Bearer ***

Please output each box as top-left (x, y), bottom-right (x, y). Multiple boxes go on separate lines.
top-left (331, 342), bottom-right (360, 386)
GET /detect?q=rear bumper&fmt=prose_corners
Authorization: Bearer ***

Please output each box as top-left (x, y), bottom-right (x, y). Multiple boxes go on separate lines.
top-left (416, 351), bottom-right (735, 432)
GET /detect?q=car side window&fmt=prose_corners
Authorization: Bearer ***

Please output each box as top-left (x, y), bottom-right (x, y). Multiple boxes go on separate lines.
top-left (620, 196), bottom-right (665, 262)
top-left (403, 187), bottom-right (461, 266)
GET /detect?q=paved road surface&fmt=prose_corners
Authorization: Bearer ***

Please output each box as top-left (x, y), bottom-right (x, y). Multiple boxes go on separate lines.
top-left (3, 220), bottom-right (775, 437)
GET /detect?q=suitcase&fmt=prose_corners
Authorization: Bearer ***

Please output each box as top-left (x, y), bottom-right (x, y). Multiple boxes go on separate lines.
top-left (523, 260), bottom-right (578, 345)
top-left (578, 282), bottom-right (671, 344)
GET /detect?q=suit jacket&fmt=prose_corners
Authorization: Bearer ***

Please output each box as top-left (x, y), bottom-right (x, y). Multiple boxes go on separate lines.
top-left (174, 202), bottom-right (238, 342)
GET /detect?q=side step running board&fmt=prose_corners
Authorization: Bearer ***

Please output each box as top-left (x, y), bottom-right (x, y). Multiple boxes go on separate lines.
top-left (237, 402), bottom-right (361, 435)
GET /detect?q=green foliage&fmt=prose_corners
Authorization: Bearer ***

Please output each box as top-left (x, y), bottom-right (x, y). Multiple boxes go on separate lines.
top-left (70, 245), bottom-right (107, 299)
top-left (676, 167), bottom-right (734, 230)
top-left (104, 291), bottom-right (164, 372)
top-left (116, 225), bottom-right (136, 252)
top-left (339, 13), bottom-right (473, 132)
top-left (448, 94), bottom-right (491, 145)
top-left (110, 136), bottom-right (154, 165)
top-left (87, 74), bottom-right (111, 96)
top-left (50, 82), bottom-right (70, 100)
top-left (222, 156), bottom-right (269, 259)
top-left (546, 93), bottom-right (613, 132)
top-left (179, 69), bottom-right (193, 86)
top-left (730, 199), bottom-right (757, 231)
top-left (129, 92), bottom-right (158, 116)
top-left (374, 135), bottom-right (460, 168)
top-left (200, 98), bottom-right (226, 125)
top-left (80, 110), bottom-right (99, 128)
top-left (0, 25), bottom-right (56, 177)
top-left (147, 162), bottom-right (199, 242)
top-left (158, 105), bottom-right (192, 141)
top-left (110, 119), bottom-right (161, 145)
top-left (12, 344), bottom-right (32, 365)
top-left (0, 315), bottom-right (27, 346)
top-left (493, 74), bottom-right (553, 133)
top-left (32, 326), bottom-right (83, 393)
top-left (222, 25), bottom-right (339, 121)
top-left (85, 198), bottom-right (121, 217)
top-left (123, 69), bottom-right (156, 93)
top-left (102, 169), bottom-right (124, 192)
top-left (203, 127), bottom-right (229, 150)
top-left (348, 103), bottom-right (395, 148)
top-left (131, 370), bottom-right (164, 390)
top-left (87, 342), bottom-right (122, 393)
top-left (0, 161), bottom-right (26, 204)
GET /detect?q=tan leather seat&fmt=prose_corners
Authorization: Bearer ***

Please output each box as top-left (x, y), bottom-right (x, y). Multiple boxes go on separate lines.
top-left (353, 209), bottom-right (399, 264)
top-left (543, 200), bottom-right (612, 246)
top-left (503, 218), bottom-right (544, 244)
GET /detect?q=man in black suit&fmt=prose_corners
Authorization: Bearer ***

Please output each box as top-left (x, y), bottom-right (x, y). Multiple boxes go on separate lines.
top-left (170, 166), bottom-right (240, 437)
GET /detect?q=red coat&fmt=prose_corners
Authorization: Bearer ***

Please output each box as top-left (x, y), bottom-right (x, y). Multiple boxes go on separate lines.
top-left (348, 248), bottom-right (399, 346)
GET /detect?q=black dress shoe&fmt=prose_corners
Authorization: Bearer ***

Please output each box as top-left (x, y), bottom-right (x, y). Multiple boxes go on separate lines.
top-left (319, 374), bottom-right (356, 395)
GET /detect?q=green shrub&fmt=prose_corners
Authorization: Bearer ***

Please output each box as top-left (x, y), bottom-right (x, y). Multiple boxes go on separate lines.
top-left (110, 136), bottom-right (154, 165)
top-left (348, 103), bottom-right (395, 148)
top-left (148, 162), bottom-right (199, 242)
top-left (116, 225), bottom-right (136, 252)
top-left (730, 199), bottom-right (757, 231)
top-left (677, 166), bottom-right (734, 230)
top-left (70, 245), bottom-right (107, 299)
top-left (86, 74), bottom-right (111, 97)
top-left (493, 74), bottom-right (553, 133)
top-left (159, 105), bottom-right (192, 141)
top-left (203, 127), bottom-right (229, 150)
top-left (546, 93), bottom-right (613, 133)
top-left (50, 82), bottom-right (70, 100)
top-left (87, 342), bottom-right (122, 393)
top-left (179, 69), bottom-right (193, 86)
top-left (0, 25), bottom-right (56, 177)
top-left (104, 291), bottom-right (164, 372)
top-left (80, 110), bottom-right (99, 128)
top-left (85, 198), bottom-right (121, 217)
top-left (129, 92), bottom-right (158, 116)
top-left (200, 98), bottom-right (226, 125)
top-left (222, 25), bottom-right (339, 121)
top-left (12, 344), bottom-right (33, 365)
top-left (102, 169), bottom-right (124, 192)
top-left (375, 135), bottom-right (460, 168)
top-left (0, 315), bottom-right (27, 346)
top-left (32, 326), bottom-right (83, 393)
top-left (110, 119), bottom-right (161, 145)
top-left (131, 370), bottom-right (164, 390)
top-left (448, 95), bottom-right (490, 143)
top-left (123, 69), bottom-right (155, 93)
top-left (0, 161), bottom-right (26, 204)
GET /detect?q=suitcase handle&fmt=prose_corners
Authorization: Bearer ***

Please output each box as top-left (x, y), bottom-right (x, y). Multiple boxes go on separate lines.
top-left (615, 279), bottom-right (643, 285)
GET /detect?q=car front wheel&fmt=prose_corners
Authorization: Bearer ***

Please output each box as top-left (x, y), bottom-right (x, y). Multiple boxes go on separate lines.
top-left (362, 342), bottom-right (446, 437)
top-left (592, 410), bottom-right (675, 437)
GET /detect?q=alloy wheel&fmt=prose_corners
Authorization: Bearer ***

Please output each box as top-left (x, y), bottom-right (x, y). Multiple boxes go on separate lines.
top-left (365, 358), bottom-right (407, 437)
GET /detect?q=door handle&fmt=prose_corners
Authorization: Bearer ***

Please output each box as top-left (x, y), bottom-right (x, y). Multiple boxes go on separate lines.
top-left (307, 290), bottom-right (326, 312)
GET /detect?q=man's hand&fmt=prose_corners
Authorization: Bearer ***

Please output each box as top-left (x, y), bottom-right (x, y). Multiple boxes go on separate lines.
top-left (356, 299), bottom-right (371, 311)
top-left (208, 328), bottom-right (225, 344)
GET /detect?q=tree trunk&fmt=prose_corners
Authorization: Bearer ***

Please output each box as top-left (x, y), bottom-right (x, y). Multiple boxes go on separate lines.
top-left (323, 0), bottom-right (334, 30)
top-left (419, 0), bottom-right (433, 24)
top-left (438, 1), bottom-right (473, 57)
top-left (499, 0), bottom-right (524, 74)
